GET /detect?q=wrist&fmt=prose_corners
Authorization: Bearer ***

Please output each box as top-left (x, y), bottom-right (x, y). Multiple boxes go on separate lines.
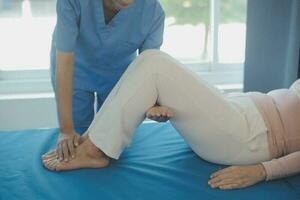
top-left (60, 127), bottom-right (74, 134)
top-left (257, 164), bottom-right (267, 181)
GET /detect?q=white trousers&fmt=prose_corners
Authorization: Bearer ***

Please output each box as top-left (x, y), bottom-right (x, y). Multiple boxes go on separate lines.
top-left (87, 50), bottom-right (271, 165)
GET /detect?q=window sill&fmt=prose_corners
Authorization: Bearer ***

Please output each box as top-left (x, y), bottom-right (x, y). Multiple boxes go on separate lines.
top-left (0, 70), bottom-right (243, 95)
top-left (0, 82), bottom-right (242, 100)
top-left (0, 81), bottom-right (242, 131)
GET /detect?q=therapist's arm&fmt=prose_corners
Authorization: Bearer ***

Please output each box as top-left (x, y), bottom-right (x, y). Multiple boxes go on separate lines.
top-left (55, 50), bottom-right (80, 162)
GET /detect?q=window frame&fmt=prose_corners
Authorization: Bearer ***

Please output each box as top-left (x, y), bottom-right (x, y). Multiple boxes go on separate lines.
top-left (0, 0), bottom-right (245, 95)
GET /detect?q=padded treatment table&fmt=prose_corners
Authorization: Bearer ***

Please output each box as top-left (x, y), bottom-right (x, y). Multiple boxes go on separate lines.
top-left (1, 122), bottom-right (299, 200)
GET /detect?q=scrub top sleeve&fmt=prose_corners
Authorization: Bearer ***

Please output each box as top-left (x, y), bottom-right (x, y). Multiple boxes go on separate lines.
top-left (139, 5), bottom-right (165, 53)
top-left (55, 0), bottom-right (80, 53)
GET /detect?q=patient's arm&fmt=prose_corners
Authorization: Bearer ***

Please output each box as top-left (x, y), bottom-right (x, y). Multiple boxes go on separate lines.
top-left (208, 151), bottom-right (300, 190)
top-left (261, 151), bottom-right (300, 180)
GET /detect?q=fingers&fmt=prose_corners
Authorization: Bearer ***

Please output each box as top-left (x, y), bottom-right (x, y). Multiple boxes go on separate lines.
top-left (218, 180), bottom-right (247, 190)
top-left (209, 166), bottom-right (239, 189)
top-left (147, 111), bottom-right (171, 122)
top-left (209, 177), bottom-right (237, 188)
top-left (61, 141), bottom-right (70, 162)
top-left (67, 139), bottom-right (75, 159)
top-left (146, 106), bottom-right (174, 122)
top-left (210, 166), bottom-right (236, 178)
top-left (42, 152), bottom-right (57, 161)
top-left (147, 110), bottom-right (172, 118)
top-left (209, 177), bottom-right (244, 190)
top-left (57, 143), bottom-right (64, 161)
top-left (209, 173), bottom-right (234, 186)
top-left (48, 133), bottom-right (81, 163)
top-left (218, 183), bottom-right (239, 190)
top-left (148, 115), bottom-right (170, 122)
top-left (208, 166), bottom-right (254, 190)
top-left (44, 158), bottom-right (59, 171)
top-left (165, 109), bottom-right (174, 118)
top-left (57, 133), bottom-right (81, 162)
top-left (74, 135), bottom-right (80, 147)
top-left (149, 112), bottom-right (170, 118)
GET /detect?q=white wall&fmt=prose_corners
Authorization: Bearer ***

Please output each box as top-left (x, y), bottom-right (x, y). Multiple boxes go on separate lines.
top-left (0, 94), bottom-right (58, 131)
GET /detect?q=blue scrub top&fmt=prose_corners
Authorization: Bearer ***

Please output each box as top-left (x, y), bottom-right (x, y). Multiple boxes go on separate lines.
top-left (50, 0), bottom-right (165, 98)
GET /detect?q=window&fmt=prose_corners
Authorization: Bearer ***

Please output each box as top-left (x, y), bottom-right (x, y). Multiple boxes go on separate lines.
top-left (160, 0), bottom-right (247, 74)
top-left (218, 0), bottom-right (247, 63)
top-left (0, 0), bottom-right (247, 94)
top-left (0, 0), bottom-right (55, 70)
top-left (160, 0), bottom-right (210, 63)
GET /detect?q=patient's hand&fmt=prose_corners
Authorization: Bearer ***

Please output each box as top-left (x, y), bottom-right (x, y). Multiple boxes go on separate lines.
top-left (208, 164), bottom-right (266, 190)
top-left (146, 106), bottom-right (174, 122)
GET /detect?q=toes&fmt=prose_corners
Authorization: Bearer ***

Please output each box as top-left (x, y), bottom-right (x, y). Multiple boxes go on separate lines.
top-left (48, 160), bottom-right (59, 171)
top-left (55, 161), bottom-right (66, 171)
top-left (42, 153), bottom-right (58, 162)
top-left (43, 159), bottom-right (53, 170)
top-left (46, 156), bottom-right (59, 163)
top-left (43, 159), bottom-right (52, 170)
top-left (44, 152), bottom-right (57, 159)
top-left (43, 157), bottom-right (59, 171)
top-left (42, 150), bottom-right (57, 159)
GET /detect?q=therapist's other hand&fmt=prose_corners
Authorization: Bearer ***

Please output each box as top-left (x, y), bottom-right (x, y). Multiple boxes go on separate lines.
top-left (57, 131), bottom-right (81, 162)
top-left (146, 106), bottom-right (174, 122)
top-left (208, 164), bottom-right (266, 190)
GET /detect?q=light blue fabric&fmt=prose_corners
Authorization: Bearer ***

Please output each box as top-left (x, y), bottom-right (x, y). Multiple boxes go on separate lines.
top-left (50, 0), bottom-right (164, 93)
top-left (49, 0), bottom-right (165, 129)
top-left (0, 122), bottom-right (300, 200)
top-left (244, 0), bottom-right (300, 92)
top-left (69, 90), bottom-right (105, 131)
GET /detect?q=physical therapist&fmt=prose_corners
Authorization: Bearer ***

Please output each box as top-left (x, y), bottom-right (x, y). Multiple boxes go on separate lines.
top-left (50, 0), bottom-right (165, 162)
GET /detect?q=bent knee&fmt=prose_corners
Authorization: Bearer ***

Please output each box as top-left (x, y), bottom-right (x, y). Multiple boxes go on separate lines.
top-left (139, 50), bottom-right (175, 68)
top-left (127, 49), bottom-right (177, 75)
top-left (127, 49), bottom-right (163, 72)
top-left (139, 49), bottom-right (164, 58)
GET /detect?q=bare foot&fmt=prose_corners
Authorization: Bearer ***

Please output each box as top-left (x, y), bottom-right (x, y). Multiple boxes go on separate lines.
top-left (42, 137), bottom-right (109, 171)
top-left (81, 130), bottom-right (89, 142)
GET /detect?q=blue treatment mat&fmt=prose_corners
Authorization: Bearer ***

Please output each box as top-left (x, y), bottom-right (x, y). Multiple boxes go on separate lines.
top-left (0, 122), bottom-right (299, 200)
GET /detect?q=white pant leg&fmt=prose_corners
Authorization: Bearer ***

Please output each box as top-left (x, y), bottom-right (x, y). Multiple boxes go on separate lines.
top-left (87, 50), bottom-right (269, 165)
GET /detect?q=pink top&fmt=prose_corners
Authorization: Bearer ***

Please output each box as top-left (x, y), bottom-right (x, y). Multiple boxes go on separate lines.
top-left (248, 79), bottom-right (300, 181)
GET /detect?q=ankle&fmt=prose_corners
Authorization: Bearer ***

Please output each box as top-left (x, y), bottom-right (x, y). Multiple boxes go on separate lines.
top-left (83, 139), bottom-right (104, 158)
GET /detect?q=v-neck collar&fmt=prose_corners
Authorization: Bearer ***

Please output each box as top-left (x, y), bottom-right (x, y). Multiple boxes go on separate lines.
top-left (98, 0), bottom-right (128, 29)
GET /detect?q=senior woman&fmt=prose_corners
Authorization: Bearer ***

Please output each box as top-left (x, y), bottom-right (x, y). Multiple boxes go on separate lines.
top-left (44, 50), bottom-right (300, 190)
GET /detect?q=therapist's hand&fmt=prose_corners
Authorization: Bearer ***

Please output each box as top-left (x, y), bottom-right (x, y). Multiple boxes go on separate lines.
top-left (57, 131), bottom-right (81, 162)
top-left (208, 164), bottom-right (267, 190)
top-left (146, 106), bottom-right (174, 122)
